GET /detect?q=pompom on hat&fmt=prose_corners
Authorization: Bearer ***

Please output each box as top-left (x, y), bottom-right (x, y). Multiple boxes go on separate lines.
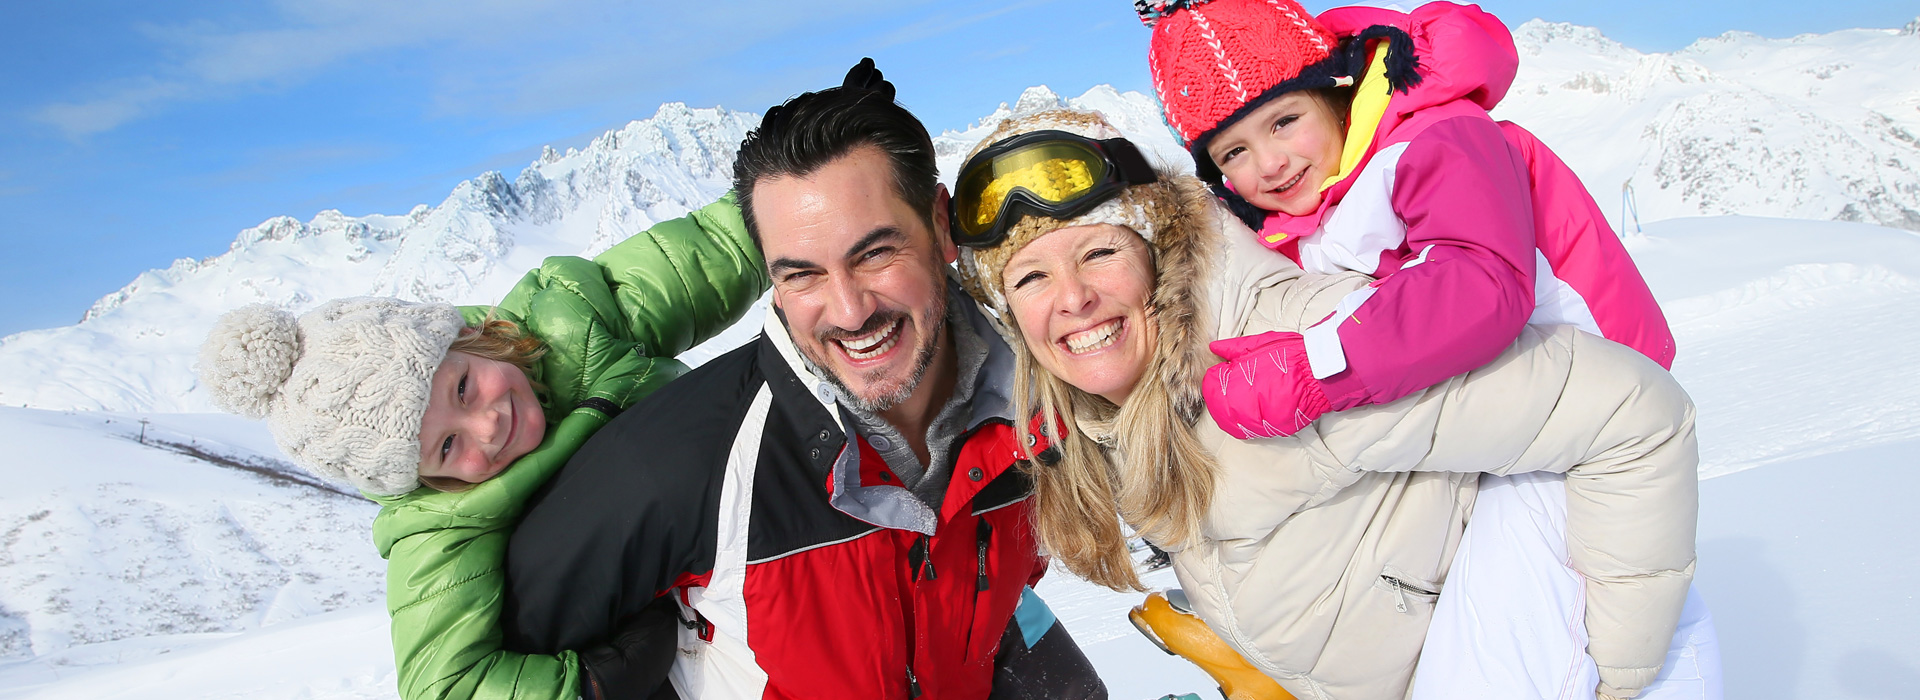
top-left (199, 297), bottom-right (466, 496)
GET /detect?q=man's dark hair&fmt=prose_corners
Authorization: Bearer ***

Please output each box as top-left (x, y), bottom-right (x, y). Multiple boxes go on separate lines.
top-left (732, 59), bottom-right (939, 248)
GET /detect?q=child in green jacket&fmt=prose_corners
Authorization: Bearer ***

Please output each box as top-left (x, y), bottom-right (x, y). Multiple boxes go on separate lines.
top-left (198, 196), bottom-right (767, 700)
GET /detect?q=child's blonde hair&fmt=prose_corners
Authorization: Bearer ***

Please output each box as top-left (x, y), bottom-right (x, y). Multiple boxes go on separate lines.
top-left (418, 317), bottom-right (547, 492)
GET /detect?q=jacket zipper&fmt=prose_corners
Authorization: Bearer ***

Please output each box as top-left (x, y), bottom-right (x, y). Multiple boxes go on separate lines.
top-left (1382, 575), bottom-right (1439, 613)
top-left (906, 665), bottom-right (923, 698)
top-left (976, 519), bottom-right (993, 592)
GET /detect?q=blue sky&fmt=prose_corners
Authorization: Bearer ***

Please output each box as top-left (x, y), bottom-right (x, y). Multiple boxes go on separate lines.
top-left (2, 0), bottom-right (1915, 338)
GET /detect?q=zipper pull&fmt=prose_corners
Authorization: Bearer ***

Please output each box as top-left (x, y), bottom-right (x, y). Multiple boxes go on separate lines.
top-left (908, 536), bottom-right (927, 582)
top-left (1390, 577), bottom-right (1408, 613)
top-left (906, 666), bottom-right (923, 698)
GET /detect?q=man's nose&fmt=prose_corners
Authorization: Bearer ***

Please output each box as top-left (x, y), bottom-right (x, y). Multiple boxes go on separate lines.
top-left (822, 274), bottom-right (878, 331)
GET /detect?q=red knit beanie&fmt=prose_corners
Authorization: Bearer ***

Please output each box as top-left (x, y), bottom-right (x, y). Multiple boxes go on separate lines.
top-left (1140, 0), bottom-right (1340, 147)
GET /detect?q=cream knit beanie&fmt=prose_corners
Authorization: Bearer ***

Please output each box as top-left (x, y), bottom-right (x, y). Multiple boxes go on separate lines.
top-left (198, 297), bottom-right (466, 496)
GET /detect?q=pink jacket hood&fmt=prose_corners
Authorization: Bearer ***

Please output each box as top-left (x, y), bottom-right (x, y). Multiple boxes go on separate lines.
top-left (1267, 2), bottom-right (1520, 237)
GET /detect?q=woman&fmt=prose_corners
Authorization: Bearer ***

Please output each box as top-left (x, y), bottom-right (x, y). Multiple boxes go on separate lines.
top-left (950, 108), bottom-right (1706, 700)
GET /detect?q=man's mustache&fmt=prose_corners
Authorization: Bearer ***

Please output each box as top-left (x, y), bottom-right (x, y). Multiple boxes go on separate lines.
top-left (818, 309), bottom-right (906, 343)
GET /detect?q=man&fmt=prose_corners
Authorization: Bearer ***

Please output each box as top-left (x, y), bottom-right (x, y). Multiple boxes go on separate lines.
top-left (502, 60), bottom-right (1106, 700)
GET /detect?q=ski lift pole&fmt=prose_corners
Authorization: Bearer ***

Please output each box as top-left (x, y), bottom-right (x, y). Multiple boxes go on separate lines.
top-left (1620, 180), bottom-right (1643, 236)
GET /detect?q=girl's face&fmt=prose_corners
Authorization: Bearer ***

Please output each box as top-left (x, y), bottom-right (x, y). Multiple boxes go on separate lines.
top-left (1002, 224), bottom-right (1159, 405)
top-left (1206, 92), bottom-right (1346, 216)
top-left (416, 350), bottom-right (545, 484)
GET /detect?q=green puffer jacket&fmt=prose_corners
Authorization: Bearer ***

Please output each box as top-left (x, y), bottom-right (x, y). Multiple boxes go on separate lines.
top-left (367, 195), bottom-right (766, 700)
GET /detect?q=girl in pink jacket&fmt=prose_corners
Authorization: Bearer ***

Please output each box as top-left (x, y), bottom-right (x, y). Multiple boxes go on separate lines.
top-left (1139, 0), bottom-right (1675, 437)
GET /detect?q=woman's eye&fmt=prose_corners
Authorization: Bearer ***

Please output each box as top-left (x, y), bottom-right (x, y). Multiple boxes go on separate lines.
top-left (1085, 248), bottom-right (1116, 262)
top-left (440, 435), bottom-right (454, 461)
top-left (1011, 271), bottom-right (1045, 290)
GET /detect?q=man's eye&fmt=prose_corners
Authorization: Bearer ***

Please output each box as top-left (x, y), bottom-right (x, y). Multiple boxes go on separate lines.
top-left (781, 270), bottom-right (818, 284)
top-left (440, 435), bottom-right (454, 461)
top-left (859, 247), bottom-right (894, 264)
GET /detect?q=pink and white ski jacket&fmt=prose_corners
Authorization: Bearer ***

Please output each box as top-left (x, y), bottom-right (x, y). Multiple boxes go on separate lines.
top-left (1251, 2), bottom-right (1674, 412)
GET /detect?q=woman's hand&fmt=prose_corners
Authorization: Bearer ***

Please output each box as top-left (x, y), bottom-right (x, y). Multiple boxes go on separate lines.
top-left (1202, 331), bottom-right (1331, 439)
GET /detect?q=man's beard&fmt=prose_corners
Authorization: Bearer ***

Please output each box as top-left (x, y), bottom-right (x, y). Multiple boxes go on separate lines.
top-left (808, 292), bottom-right (946, 415)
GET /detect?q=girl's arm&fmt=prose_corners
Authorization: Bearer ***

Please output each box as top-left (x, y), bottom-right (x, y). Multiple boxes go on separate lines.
top-left (1306, 115), bottom-right (1538, 410)
top-left (1205, 116), bottom-right (1537, 438)
top-left (586, 193), bottom-right (768, 357)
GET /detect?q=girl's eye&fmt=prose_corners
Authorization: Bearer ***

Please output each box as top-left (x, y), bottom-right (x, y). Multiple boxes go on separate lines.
top-left (440, 435), bottom-right (455, 461)
top-left (1274, 114), bottom-right (1299, 132)
top-left (457, 374), bottom-right (468, 402)
top-left (1217, 146), bottom-right (1243, 164)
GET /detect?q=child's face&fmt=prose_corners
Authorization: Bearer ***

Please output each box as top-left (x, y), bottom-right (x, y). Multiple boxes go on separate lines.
top-left (416, 350), bottom-right (545, 485)
top-left (1206, 92), bottom-right (1346, 216)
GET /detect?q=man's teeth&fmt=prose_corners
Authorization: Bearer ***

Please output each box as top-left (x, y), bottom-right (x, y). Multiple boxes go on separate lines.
top-left (1064, 320), bottom-right (1122, 354)
top-left (840, 320), bottom-right (902, 360)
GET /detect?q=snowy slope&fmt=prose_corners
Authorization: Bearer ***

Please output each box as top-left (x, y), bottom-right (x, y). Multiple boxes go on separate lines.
top-left (2, 212), bottom-right (1917, 699)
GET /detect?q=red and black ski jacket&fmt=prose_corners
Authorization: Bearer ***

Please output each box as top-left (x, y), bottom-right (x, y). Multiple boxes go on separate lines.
top-left (503, 305), bottom-right (1049, 700)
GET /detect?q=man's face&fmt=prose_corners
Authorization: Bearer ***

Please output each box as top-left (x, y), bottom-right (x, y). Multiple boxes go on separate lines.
top-left (752, 145), bottom-right (957, 414)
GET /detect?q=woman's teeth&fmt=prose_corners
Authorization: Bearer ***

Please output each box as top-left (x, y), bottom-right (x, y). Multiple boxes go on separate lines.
top-left (1064, 320), bottom-right (1122, 354)
top-left (840, 319), bottom-right (902, 360)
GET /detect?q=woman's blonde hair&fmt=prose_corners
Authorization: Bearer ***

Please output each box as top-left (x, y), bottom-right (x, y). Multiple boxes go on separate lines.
top-left (418, 316), bottom-right (547, 492)
top-left (1006, 179), bottom-right (1223, 591)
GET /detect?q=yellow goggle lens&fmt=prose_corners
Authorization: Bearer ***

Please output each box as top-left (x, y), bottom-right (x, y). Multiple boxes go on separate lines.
top-left (971, 157), bottom-right (1097, 227)
top-left (958, 142), bottom-right (1111, 236)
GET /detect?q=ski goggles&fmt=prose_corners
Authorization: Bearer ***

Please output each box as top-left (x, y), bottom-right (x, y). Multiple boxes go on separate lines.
top-left (950, 130), bottom-right (1158, 249)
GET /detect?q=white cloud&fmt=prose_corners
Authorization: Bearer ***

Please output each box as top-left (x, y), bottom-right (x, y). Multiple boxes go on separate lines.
top-left (29, 0), bottom-right (912, 139)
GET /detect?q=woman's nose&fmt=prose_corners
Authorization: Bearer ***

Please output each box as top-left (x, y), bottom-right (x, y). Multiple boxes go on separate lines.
top-left (1056, 273), bottom-right (1097, 315)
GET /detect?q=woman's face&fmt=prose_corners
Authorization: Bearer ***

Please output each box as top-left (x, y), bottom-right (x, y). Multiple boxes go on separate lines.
top-left (1206, 92), bottom-right (1346, 216)
top-left (416, 349), bottom-right (545, 484)
top-left (1002, 224), bottom-right (1159, 405)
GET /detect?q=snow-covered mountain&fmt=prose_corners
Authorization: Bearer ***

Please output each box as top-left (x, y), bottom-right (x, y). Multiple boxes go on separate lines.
top-left (1495, 19), bottom-right (1920, 231)
top-left (3, 19), bottom-right (1917, 414)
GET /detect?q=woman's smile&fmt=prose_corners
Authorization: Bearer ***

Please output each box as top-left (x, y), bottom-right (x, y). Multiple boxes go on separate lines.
top-left (1062, 318), bottom-right (1126, 355)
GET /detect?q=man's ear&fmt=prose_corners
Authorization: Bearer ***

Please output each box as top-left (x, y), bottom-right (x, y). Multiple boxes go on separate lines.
top-left (932, 184), bottom-right (957, 265)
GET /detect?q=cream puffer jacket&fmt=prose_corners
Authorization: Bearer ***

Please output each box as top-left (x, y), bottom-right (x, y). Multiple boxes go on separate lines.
top-left (1160, 199), bottom-right (1698, 700)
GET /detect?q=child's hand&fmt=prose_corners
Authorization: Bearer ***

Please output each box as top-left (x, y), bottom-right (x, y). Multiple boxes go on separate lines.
top-left (1202, 332), bottom-right (1331, 439)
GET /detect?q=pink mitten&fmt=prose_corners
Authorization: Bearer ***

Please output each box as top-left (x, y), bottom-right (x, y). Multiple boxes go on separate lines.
top-left (1202, 332), bottom-right (1332, 439)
